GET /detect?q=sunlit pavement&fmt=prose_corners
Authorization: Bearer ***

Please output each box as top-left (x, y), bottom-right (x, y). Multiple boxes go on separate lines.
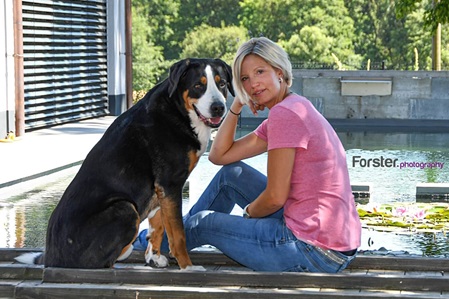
top-left (0, 116), bottom-right (116, 197)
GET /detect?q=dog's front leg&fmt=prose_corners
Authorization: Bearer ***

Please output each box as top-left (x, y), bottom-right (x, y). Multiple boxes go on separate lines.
top-left (159, 198), bottom-right (206, 271)
top-left (145, 207), bottom-right (169, 267)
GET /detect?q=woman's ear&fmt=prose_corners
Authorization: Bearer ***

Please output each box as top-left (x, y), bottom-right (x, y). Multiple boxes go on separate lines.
top-left (277, 69), bottom-right (284, 78)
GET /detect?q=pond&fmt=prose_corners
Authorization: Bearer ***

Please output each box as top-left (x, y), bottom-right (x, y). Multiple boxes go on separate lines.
top-left (1, 129), bottom-right (449, 256)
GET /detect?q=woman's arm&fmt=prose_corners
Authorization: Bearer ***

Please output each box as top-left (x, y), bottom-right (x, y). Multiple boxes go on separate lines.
top-left (245, 147), bottom-right (295, 218)
top-left (209, 98), bottom-right (266, 165)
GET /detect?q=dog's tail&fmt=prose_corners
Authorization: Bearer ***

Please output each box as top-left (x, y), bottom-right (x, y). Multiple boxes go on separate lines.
top-left (14, 252), bottom-right (44, 265)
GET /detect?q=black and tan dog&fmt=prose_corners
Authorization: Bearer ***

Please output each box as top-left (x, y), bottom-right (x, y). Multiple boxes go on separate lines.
top-left (16, 58), bottom-right (234, 270)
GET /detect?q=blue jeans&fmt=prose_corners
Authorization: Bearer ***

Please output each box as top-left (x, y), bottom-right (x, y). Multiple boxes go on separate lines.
top-left (134, 161), bottom-right (356, 272)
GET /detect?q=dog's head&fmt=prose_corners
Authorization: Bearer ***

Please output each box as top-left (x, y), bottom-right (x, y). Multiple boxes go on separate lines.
top-left (168, 58), bottom-right (235, 128)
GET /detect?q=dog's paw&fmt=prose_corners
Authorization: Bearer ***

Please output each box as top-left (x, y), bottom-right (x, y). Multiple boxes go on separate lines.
top-left (145, 249), bottom-right (169, 268)
top-left (117, 245), bottom-right (133, 261)
top-left (182, 265), bottom-right (206, 271)
top-left (151, 254), bottom-right (169, 268)
top-left (14, 252), bottom-right (42, 264)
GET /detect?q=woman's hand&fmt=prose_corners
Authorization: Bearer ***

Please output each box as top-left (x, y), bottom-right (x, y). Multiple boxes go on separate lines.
top-left (209, 96), bottom-right (267, 165)
top-left (248, 100), bottom-right (265, 116)
top-left (230, 96), bottom-right (245, 114)
top-left (235, 95), bottom-right (265, 116)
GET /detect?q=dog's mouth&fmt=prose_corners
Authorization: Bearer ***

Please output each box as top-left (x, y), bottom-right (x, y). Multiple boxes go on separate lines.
top-left (193, 105), bottom-right (224, 128)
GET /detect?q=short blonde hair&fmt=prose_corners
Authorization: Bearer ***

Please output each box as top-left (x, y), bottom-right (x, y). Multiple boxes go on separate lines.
top-left (232, 37), bottom-right (293, 105)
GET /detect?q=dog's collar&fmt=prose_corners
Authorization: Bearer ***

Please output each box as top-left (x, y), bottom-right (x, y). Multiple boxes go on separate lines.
top-left (192, 105), bottom-right (223, 128)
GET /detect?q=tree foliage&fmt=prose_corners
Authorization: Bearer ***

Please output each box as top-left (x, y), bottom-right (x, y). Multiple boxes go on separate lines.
top-left (180, 25), bottom-right (248, 65)
top-left (131, 0), bottom-right (178, 91)
top-left (240, 0), bottom-right (361, 64)
top-left (168, 0), bottom-right (241, 60)
top-left (396, 0), bottom-right (449, 31)
top-left (131, 0), bottom-right (449, 90)
top-left (279, 27), bottom-right (333, 63)
top-left (239, 0), bottom-right (299, 40)
top-left (131, 12), bottom-right (165, 91)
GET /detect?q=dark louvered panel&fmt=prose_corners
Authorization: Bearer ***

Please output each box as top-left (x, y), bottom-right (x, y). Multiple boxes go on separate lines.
top-left (22, 0), bottom-right (109, 130)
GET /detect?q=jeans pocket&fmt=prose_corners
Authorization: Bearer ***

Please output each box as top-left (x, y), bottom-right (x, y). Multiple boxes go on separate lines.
top-left (277, 220), bottom-right (297, 245)
top-left (285, 264), bottom-right (311, 272)
top-left (315, 246), bottom-right (354, 273)
top-left (300, 243), bottom-right (348, 273)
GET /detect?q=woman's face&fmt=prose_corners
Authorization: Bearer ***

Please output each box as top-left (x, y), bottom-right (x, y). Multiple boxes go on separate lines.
top-left (240, 54), bottom-right (283, 109)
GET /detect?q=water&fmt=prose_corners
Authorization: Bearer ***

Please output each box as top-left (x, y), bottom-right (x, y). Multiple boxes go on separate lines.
top-left (1, 130), bottom-right (449, 256)
top-left (0, 169), bottom-right (74, 248)
top-left (342, 132), bottom-right (449, 204)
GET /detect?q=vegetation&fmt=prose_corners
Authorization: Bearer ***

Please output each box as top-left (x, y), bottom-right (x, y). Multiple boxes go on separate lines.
top-left (132, 0), bottom-right (449, 92)
top-left (358, 202), bottom-right (449, 232)
top-left (396, 0), bottom-right (449, 32)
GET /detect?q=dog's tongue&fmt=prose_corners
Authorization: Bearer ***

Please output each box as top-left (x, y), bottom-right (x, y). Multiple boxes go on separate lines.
top-left (209, 117), bottom-right (222, 125)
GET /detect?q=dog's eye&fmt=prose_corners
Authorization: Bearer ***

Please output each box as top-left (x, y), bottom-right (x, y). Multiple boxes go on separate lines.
top-left (194, 84), bottom-right (202, 89)
top-left (218, 81), bottom-right (226, 89)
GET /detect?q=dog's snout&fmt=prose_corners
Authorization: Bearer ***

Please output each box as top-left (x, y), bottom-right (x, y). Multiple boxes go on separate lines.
top-left (210, 101), bottom-right (225, 117)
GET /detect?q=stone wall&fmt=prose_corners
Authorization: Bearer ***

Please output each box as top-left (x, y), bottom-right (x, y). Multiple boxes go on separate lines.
top-left (294, 70), bottom-right (449, 121)
top-left (237, 70), bottom-right (449, 126)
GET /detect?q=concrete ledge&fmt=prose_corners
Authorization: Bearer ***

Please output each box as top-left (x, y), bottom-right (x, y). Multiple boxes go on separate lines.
top-left (416, 183), bottom-right (449, 195)
top-left (416, 183), bottom-right (449, 203)
top-left (351, 183), bottom-right (371, 203)
top-left (238, 118), bottom-right (449, 132)
top-left (351, 183), bottom-right (372, 192)
top-left (328, 119), bottom-right (449, 132)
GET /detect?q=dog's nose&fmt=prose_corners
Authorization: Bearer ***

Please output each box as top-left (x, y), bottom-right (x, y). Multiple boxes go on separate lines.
top-left (210, 101), bottom-right (225, 117)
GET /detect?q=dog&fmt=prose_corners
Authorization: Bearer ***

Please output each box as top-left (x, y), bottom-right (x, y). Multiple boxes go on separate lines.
top-left (15, 58), bottom-right (234, 270)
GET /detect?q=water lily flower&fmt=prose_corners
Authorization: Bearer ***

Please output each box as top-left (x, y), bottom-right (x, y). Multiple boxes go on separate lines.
top-left (393, 206), bottom-right (408, 217)
top-left (413, 208), bottom-right (426, 220)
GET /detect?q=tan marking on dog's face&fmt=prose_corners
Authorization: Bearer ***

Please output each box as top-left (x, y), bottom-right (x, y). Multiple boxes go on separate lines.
top-left (183, 90), bottom-right (198, 112)
top-left (188, 150), bottom-right (200, 173)
top-left (200, 76), bottom-right (207, 85)
top-left (215, 75), bottom-right (221, 83)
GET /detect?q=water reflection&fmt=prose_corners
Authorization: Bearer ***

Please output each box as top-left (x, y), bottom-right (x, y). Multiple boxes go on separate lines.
top-left (416, 232), bottom-right (449, 257)
top-left (340, 131), bottom-right (449, 203)
top-left (338, 131), bottom-right (449, 151)
top-left (361, 229), bottom-right (449, 257)
top-left (0, 172), bottom-right (72, 248)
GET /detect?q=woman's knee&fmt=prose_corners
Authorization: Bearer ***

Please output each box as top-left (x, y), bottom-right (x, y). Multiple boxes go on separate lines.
top-left (219, 161), bottom-right (264, 184)
top-left (219, 161), bottom-right (246, 179)
top-left (184, 210), bottom-right (215, 230)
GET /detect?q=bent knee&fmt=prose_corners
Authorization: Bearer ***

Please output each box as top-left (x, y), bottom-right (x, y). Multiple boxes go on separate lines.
top-left (184, 210), bottom-right (215, 229)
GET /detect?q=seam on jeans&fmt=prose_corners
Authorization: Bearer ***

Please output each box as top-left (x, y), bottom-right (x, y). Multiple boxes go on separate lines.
top-left (207, 182), bottom-right (246, 213)
top-left (224, 181), bottom-right (252, 207)
top-left (277, 220), bottom-right (294, 245)
top-left (303, 244), bottom-right (326, 272)
top-left (315, 246), bottom-right (347, 264)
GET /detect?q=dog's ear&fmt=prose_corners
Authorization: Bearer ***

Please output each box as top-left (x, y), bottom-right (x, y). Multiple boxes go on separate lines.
top-left (168, 59), bottom-right (191, 98)
top-left (215, 59), bottom-right (235, 97)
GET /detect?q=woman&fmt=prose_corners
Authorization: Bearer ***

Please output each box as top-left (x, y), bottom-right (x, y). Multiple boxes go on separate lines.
top-left (136, 37), bottom-right (361, 272)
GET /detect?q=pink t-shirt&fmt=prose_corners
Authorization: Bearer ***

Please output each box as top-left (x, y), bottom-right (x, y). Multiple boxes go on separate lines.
top-left (254, 94), bottom-right (361, 251)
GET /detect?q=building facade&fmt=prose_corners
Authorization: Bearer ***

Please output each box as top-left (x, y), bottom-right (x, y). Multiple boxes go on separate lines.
top-left (0, 0), bottom-right (129, 138)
